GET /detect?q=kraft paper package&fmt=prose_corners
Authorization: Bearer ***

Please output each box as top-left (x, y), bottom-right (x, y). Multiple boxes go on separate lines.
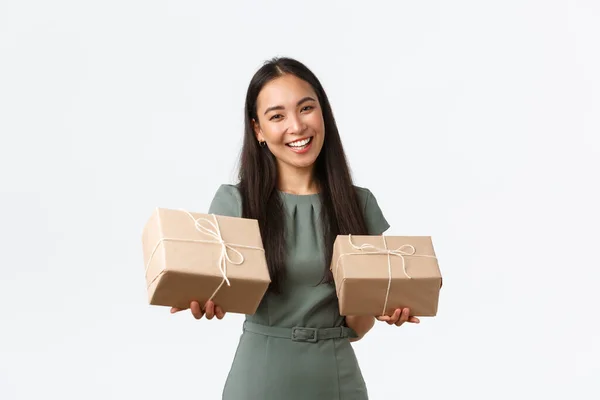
top-left (142, 208), bottom-right (270, 314)
top-left (331, 234), bottom-right (442, 317)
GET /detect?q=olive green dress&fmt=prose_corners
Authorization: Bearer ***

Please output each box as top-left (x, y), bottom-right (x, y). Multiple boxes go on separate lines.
top-left (208, 184), bottom-right (390, 400)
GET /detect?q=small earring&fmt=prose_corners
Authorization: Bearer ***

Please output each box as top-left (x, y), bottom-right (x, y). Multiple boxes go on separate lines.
top-left (259, 140), bottom-right (266, 147)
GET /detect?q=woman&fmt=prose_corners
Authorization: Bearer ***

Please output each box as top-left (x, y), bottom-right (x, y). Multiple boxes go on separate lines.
top-left (172, 57), bottom-right (419, 399)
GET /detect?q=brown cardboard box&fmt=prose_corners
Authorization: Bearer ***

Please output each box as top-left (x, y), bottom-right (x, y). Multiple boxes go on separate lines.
top-left (142, 208), bottom-right (270, 314)
top-left (331, 235), bottom-right (442, 317)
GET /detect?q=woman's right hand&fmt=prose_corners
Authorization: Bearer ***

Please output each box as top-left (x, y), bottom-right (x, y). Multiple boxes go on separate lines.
top-left (170, 300), bottom-right (226, 320)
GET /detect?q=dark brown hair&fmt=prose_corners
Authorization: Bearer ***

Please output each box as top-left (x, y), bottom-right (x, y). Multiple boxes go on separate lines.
top-left (238, 57), bottom-right (368, 294)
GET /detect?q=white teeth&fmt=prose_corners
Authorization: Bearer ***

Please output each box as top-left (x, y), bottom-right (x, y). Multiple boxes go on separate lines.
top-left (288, 137), bottom-right (311, 147)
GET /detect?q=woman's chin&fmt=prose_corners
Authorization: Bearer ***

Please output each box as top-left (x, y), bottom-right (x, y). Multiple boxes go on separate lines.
top-left (292, 158), bottom-right (318, 169)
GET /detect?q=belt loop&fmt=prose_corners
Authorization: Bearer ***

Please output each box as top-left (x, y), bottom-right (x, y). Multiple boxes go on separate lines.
top-left (291, 327), bottom-right (319, 343)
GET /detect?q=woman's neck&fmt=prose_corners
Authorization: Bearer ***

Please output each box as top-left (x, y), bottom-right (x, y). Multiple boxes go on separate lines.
top-left (276, 163), bottom-right (319, 195)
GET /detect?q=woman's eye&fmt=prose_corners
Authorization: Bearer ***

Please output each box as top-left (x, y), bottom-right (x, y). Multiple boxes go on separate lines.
top-left (269, 114), bottom-right (283, 121)
top-left (301, 106), bottom-right (313, 112)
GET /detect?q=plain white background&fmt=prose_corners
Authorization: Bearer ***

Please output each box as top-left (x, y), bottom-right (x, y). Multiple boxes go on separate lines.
top-left (1, 1), bottom-right (599, 399)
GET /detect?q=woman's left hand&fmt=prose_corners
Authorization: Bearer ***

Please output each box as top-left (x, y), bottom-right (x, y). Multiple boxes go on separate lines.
top-left (377, 307), bottom-right (420, 326)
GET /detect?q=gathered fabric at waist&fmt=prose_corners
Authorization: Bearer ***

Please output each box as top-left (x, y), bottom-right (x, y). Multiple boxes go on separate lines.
top-left (242, 321), bottom-right (358, 343)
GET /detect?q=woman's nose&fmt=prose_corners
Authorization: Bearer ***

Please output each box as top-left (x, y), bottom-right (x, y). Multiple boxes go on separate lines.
top-left (286, 114), bottom-right (305, 134)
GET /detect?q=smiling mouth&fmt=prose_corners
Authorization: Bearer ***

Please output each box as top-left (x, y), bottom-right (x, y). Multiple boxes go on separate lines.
top-left (286, 136), bottom-right (313, 148)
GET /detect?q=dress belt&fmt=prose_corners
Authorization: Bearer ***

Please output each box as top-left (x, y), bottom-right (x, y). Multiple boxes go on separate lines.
top-left (242, 321), bottom-right (358, 343)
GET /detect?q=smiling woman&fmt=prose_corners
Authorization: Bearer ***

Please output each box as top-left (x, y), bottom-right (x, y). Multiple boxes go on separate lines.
top-left (172, 57), bottom-right (416, 399)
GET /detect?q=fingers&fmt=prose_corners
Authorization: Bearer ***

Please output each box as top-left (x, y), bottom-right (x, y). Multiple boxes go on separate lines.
top-left (395, 308), bottom-right (410, 326)
top-left (376, 308), bottom-right (420, 326)
top-left (170, 300), bottom-right (225, 320)
top-left (389, 309), bottom-right (401, 325)
top-left (215, 305), bottom-right (226, 320)
top-left (377, 309), bottom-right (401, 325)
top-left (204, 300), bottom-right (215, 320)
top-left (190, 301), bottom-right (204, 319)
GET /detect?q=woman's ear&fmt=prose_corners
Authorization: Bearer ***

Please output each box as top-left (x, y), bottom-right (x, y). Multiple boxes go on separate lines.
top-left (252, 119), bottom-right (263, 142)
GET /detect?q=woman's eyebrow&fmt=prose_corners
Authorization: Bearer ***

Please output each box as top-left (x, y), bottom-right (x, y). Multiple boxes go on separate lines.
top-left (263, 96), bottom-right (316, 115)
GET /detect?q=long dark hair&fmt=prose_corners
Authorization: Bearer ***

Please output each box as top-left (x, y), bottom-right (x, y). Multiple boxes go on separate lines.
top-left (238, 57), bottom-right (368, 294)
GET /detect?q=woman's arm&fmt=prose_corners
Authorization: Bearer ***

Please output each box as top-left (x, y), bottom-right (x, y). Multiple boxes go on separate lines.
top-left (345, 315), bottom-right (375, 342)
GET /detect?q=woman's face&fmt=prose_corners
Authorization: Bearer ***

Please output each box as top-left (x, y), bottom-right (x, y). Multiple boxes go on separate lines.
top-left (253, 74), bottom-right (325, 171)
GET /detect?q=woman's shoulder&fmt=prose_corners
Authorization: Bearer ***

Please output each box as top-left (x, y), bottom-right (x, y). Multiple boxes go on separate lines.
top-left (215, 183), bottom-right (241, 195)
top-left (208, 183), bottom-right (242, 218)
top-left (352, 185), bottom-right (376, 206)
top-left (352, 185), bottom-right (390, 235)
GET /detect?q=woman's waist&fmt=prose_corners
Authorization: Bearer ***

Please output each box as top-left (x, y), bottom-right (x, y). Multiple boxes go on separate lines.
top-left (245, 310), bottom-right (345, 329)
top-left (242, 320), bottom-right (357, 342)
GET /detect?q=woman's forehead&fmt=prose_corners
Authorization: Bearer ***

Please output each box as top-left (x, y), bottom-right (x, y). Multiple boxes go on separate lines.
top-left (257, 75), bottom-right (317, 109)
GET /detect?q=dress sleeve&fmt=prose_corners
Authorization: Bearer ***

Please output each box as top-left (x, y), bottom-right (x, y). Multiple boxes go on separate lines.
top-left (208, 184), bottom-right (242, 218)
top-left (363, 188), bottom-right (390, 235)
